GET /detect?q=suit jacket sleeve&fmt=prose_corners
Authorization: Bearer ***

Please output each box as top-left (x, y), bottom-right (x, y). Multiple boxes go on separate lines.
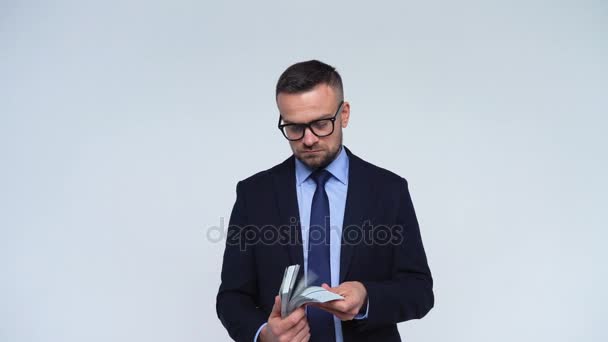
top-left (216, 181), bottom-right (267, 341)
top-left (358, 178), bottom-right (434, 329)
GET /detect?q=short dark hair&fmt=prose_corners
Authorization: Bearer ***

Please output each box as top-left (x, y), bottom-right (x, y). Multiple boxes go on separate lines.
top-left (275, 60), bottom-right (344, 101)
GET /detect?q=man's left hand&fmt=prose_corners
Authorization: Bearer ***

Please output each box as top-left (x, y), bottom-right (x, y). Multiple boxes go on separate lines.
top-left (314, 281), bottom-right (367, 321)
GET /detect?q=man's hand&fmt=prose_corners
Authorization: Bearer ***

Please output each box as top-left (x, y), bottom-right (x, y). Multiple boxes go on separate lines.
top-left (260, 296), bottom-right (310, 342)
top-left (315, 281), bottom-right (368, 321)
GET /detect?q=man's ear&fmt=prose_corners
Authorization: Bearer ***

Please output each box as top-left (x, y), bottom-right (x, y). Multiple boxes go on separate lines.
top-left (340, 101), bottom-right (351, 128)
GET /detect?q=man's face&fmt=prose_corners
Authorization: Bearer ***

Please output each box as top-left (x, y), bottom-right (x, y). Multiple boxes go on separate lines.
top-left (277, 84), bottom-right (350, 169)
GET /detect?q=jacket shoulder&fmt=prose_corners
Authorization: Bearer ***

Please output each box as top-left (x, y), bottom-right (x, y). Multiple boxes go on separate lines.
top-left (350, 152), bottom-right (408, 186)
top-left (236, 155), bottom-right (292, 189)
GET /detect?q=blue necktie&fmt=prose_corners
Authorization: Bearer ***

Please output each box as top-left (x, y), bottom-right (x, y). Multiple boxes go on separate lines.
top-left (308, 169), bottom-right (335, 341)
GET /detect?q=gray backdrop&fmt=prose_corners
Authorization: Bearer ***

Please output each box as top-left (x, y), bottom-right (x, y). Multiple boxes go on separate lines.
top-left (1, 0), bottom-right (606, 341)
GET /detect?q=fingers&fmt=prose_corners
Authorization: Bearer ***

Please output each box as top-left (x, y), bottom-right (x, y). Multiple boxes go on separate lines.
top-left (288, 306), bottom-right (307, 323)
top-left (292, 319), bottom-right (311, 342)
top-left (290, 317), bottom-right (307, 337)
top-left (284, 315), bottom-right (309, 342)
top-left (277, 306), bottom-right (306, 331)
top-left (320, 298), bottom-right (352, 313)
top-left (317, 301), bottom-right (359, 321)
top-left (272, 309), bottom-right (309, 341)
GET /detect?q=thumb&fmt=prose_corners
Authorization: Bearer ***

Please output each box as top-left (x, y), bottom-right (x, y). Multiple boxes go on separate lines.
top-left (322, 283), bottom-right (344, 297)
top-left (270, 295), bottom-right (281, 318)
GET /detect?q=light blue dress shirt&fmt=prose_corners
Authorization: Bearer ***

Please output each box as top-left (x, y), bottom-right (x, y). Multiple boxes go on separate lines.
top-left (254, 146), bottom-right (368, 342)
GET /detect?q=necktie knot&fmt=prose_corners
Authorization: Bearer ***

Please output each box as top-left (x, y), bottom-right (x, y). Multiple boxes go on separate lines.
top-left (311, 169), bottom-right (332, 187)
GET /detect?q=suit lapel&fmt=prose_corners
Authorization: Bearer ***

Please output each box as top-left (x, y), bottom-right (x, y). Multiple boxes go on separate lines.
top-left (272, 155), bottom-right (304, 268)
top-left (340, 147), bottom-right (376, 282)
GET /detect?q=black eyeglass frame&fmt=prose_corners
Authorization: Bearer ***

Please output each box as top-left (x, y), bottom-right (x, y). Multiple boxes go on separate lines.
top-left (277, 100), bottom-right (345, 141)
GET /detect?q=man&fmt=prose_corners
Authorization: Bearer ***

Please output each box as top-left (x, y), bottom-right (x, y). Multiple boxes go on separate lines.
top-left (216, 60), bottom-right (434, 342)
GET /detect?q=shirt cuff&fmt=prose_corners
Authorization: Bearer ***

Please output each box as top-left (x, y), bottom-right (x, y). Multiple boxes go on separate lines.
top-left (254, 322), bottom-right (267, 342)
top-left (353, 297), bottom-right (369, 320)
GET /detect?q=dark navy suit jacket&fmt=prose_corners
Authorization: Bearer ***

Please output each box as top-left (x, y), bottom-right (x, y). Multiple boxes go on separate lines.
top-left (216, 147), bottom-right (434, 341)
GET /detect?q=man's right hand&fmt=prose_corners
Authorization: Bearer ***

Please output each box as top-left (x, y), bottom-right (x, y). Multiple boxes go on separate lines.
top-left (260, 296), bottom-right (310, 342)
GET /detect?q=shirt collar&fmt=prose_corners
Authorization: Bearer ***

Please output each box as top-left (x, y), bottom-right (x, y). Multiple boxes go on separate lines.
top-left (295, 145), bottom-right (349, 186)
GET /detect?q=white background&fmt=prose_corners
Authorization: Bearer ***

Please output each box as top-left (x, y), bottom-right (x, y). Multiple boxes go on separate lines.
top-left (1, 0), bottom-right (607, 341)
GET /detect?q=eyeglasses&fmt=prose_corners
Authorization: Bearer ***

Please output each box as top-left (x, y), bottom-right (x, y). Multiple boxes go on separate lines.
top-left (277, 101), bottom-right (344, 141)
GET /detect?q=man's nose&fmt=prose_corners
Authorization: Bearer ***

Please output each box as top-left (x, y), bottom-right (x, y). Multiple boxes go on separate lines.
top-left (302, 127), bottom-right (319, 146)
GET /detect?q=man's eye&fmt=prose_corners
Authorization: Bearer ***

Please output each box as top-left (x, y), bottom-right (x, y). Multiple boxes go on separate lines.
top-left (287, 125), bottom-right (304, 133)
top-left (313, 120), bottom-right (329, 129)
